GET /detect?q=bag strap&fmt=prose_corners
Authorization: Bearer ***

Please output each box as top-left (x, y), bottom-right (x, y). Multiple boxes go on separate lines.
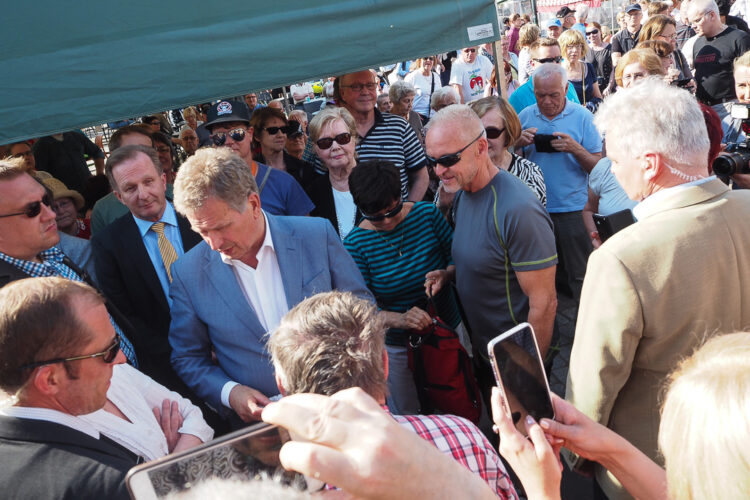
top-left (582, 62), bottom-right (587, 108)
top-left (256, 163), bottom-right (272, 194)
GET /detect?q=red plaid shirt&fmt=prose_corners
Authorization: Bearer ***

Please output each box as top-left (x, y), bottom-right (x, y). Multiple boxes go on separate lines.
top-left (391, 411), bottom-right (518, 499)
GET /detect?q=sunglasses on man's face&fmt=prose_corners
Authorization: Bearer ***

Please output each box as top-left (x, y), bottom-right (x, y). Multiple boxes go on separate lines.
top-left (533, 56), bottom-right (563, 64)
top-left (463, 48), bottom-right (477, 53)
top-left (264, 124), bottom-right (299, 136)
top-left (316, 132), bottom-right (352, 150)
top-left (586, 29), bottom-right (599, 35)
top-left (361, 201), bottom-right (403, 222)
top-left (425, 131), bottom-right (484, 168)
top-left (210, 128), bottom-right (247, 146)
top-left (20, 336), bottom-right (121, 370)
top-left (0, 193), bottom-right (52, 219)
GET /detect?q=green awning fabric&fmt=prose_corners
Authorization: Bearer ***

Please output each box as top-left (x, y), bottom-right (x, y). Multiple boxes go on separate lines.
top-left (0, 0), bottom-right (499, 145)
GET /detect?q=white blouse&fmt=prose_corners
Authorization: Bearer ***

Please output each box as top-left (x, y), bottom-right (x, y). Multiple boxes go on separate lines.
top-left (78, 364), bottom-right (214, 461)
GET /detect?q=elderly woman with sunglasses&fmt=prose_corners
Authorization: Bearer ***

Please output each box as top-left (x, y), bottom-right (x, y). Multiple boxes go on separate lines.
top-left (305, 107), bottom-right (361, 240)
top-left (405, 56), bottom-right (443, 122)
top-left (250, 107), bottom-right (316, 188)
top-left (344, 160), bottom-right (462, 415)
top-left (583, 22), bottom-right (613, 91)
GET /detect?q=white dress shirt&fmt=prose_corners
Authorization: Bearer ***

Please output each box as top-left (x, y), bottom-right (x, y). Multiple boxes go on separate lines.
top-left (219, 211), bottom-right (288, 407)
top-left (0, 405), bottom-right (100, 439)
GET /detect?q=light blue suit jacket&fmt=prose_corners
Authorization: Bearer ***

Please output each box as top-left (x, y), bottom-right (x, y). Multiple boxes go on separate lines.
top-left (168, 213), bottom-right (373, 411)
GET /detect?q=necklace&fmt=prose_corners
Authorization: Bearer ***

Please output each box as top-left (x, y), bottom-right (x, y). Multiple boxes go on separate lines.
top-left (376, 228), bottom-right (405, 257)
top-left (336, 209), bottom-right (357, 239)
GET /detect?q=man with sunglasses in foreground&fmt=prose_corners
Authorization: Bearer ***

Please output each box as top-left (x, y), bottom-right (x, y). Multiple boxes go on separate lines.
top-left (0, 277), bottom-right (136, 499)
top-left (508, 37), bottom-right (581, 114)
top-left (424, 104), bottom-right (558, 414)
top-left (204, 99), bottom-right (314, 216)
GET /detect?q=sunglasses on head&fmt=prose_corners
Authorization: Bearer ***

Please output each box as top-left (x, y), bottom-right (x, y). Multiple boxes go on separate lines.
top-left (586, 29), bottom-right (599, 35)
top-left (533, 56), bottom-right (563, 64)
top-left (485, 126), bottom-right (506, 140)
top-left (210, 128), bottom-right (247, 146)
top-left (316, 132), bottom-right (352, 150)
top-left (264, 124), bottom-right (299, 136)
top-left (0, 193), bottom-right (52, 219)
top-left (425, 131), bottom-right (484, 168)
top-left (21, 335), bottom-right (121, 370)
top-left (361, 201), bottom-right (403, 222)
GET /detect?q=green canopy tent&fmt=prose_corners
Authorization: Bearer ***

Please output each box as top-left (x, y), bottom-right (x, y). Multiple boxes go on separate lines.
top-left (0, 0), bottom-right (500, 145)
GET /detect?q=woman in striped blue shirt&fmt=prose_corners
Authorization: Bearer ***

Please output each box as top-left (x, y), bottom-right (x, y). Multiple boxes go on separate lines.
top-left (344, 160), bottom-right (461, 415)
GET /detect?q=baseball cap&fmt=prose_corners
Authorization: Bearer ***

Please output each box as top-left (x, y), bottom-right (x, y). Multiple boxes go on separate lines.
top-left (545, 18), bottom-right (563, 29)
top-left (624, 3), bottom-right (642, 13)
top-left (556, 6), bottom-right (575, 18)
top-left (204, 99), bottom-right (251, 130)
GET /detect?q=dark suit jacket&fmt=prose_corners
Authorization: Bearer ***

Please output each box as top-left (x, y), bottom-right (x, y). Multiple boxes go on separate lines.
top-left (91, 211), bottom-right (201, 388)
top-left (0, 416), bottom-right (136, 499)
top-left (305, 174), bottom-right (362, 237)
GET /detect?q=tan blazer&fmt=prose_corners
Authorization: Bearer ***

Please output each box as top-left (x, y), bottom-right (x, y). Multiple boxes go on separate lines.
top-left (565, 179), bottom-right (750, 499)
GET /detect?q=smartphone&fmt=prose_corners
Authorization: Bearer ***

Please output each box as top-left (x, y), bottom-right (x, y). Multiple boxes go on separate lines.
top-left (593, 208), bottom-right (636, 243)
top-left (126, 422), bottom-right (317, 499)
top-left (673, 78), bottom-right (692, 88)
top-left (487, 323), bottom-right (555, 436)
top-left (533, 133), bottom-right (559, 153)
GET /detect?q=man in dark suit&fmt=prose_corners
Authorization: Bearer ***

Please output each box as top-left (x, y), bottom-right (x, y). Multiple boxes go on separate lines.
top-left (92, 145), bottom-right (201, 392)
top-left (0, 277), bottom-right (137, 499)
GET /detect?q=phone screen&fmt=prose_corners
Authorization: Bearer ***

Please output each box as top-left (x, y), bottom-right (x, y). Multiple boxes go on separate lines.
top-left (487, 323), bottom-right (555, 435)
top-left (126, 423), bottom-right (308, 499)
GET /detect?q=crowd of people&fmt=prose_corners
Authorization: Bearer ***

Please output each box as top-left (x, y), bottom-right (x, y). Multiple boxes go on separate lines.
top-left (1, 0), bottom-right (750, 498)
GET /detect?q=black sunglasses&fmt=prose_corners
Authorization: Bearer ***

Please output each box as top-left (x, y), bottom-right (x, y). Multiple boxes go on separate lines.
top-left (361, 201), bottom-right (403, 222)
top-left (316, 132), bottom-right (352, 150)
top-left (533, 56), bottom-right (563, 64)
top-left (210, 128), bottom-right (247, 146)
top-left (0, 193), bottom-right (52, 219)
top-left (21, 336), bottom-right (120, 370)
top-left (264, 124), bottom-right (299, 136)
top-left (586, 29), bottom-right (599, 35)
top-left (485, 126), bottom-right (506, 140)
top-left (425, 131), bottom-right (484, 168)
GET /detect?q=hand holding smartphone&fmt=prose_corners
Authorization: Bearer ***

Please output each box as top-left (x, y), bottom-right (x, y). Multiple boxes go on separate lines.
top-left (487, 323), bottom-right (555, 436)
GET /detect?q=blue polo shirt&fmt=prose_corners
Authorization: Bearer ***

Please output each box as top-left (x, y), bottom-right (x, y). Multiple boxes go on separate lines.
top-left (509, 77), bottom-right (580, 114)
top-left (518, 101), bottom-right (602, 213)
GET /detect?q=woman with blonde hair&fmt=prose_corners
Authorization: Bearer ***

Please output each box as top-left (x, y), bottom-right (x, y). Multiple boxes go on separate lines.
top-left (614, 47), bottom-right (665, 88)
top-left (639, 14), bottom-right (693, 83)
top-left (517, 23), bottom-right (541, 84)
top-left (559, 29), bottom-right (602, 110)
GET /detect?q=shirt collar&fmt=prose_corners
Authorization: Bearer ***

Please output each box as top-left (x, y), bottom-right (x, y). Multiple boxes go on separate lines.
top-left (133, 201), bottom-right (178, 238)
top-left (633, 176), bottom-right (716, 219)
top-left (0, 406), bottom-right (100, 439)
top-left (531, 98), bottom-right (571, 121)
top-left (220, 210), bottom-right (274, 266)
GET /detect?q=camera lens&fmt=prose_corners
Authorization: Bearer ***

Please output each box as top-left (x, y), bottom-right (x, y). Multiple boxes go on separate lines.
top-left (712, 154), bottom-right (738, 177)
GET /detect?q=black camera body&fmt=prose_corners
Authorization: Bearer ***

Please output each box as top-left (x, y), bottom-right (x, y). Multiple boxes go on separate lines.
top-left (712, 102), bottom-right (750, 178)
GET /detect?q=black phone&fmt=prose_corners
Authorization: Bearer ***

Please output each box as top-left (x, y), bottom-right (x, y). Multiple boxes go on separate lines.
top-left (534, 133), bottom-right (558, 153)
top-left (487, 323), bottom-right (555, 436)
top-left (126, 422), bottom-right (321, 499)
top-left (672, 78), bottom-right (692, 88)
top-left (593, 208), bottom-right (636, 243)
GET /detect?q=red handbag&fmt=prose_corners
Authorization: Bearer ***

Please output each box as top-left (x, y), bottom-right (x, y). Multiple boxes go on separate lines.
top-left (407, 301), bottom-right (482, 425)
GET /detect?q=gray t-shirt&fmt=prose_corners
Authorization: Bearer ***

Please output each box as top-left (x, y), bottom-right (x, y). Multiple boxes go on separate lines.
top-left (452, 170), bottom-right (557, 354)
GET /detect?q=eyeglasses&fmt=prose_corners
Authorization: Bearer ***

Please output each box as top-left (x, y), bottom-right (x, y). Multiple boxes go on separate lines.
top-left (361, 201), bottom-right (403, 222)
top-left (154, 146), bottom-right (171, 154)
top-left (0, 193), bottom-right (52, 219)
top-left (425, 131), bottom-right (484, 168)
top-left (463, 48), bottom-right (477, 53)
top-left (586, 29), bottom-right (599, 35)
top-left (11, 150), bottom-right (34, 158)
top-left (264, 124), bottom-right (299, 136)
top-left (210, 128), bottom-right (247, 146)
top-left (316, 132), bottom-right (352, 150)
top-left (485, 126), bottom-right (506, 139)
top-left (341, 82), bottom-right (377, 92)
top-left (657, 33), bottom-right (677, 40)
top-left (533, 56), bottom-right (563, 64)
top-left (21, 336), bottom-right (120, 370)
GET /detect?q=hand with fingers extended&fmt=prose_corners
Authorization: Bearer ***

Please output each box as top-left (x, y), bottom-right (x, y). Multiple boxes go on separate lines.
top-left (229, 384), bottom-right (272, 423)
top-left (261, 387), bottom-right (499, 500)
top-left (153, 400), bottom-right (184, 453)
top-left (491, 387), bottom-right (562, 500)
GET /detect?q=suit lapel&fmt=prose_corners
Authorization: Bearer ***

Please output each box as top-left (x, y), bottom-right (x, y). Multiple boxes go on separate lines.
top-left (0, 260), bottom-right (30, 287)
top-left (120, 217), bottom-right (169, 312)
top-left (203, 248), bottom-right (265, 333)
top-left (637, 179), bottom-right (730, 220)
top-left (267, 214), bottom-right (303, 309)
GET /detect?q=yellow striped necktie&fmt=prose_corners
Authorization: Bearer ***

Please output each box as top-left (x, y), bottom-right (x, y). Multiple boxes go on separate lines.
top-left (151, 222), bottom-right (178, 282)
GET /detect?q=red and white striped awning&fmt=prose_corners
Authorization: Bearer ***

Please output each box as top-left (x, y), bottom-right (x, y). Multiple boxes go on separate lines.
top-left (536, 0), bottom-right (602, 14)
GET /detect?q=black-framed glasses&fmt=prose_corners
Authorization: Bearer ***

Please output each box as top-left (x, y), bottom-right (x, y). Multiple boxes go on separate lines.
top-left (361, 201), bottom-right (403, 222)
top-left (463, 48), bottom-right (477, 53)
top-left (0, 193), bottom-right (52, 219)
top-left (341, 82), bottom-right (377, 92)
top-left (12, 150), bottom-right (34, 158)
top-left (21, 336), bottom-right (120, 370)
top-left (485, 126), bottom-right (506, 139)
top-left (264, 124), bottom-right (299, 136)
top-left (425, 131), bottom-right (484, 168)
top-left (533, 56), bottom-right (563, 64)
top-left (316, 132), bottom-right (352, 150)
top-left (586, 29), bottom-right (599, 35)
top-left (210, 128), bottom-right (247, 146)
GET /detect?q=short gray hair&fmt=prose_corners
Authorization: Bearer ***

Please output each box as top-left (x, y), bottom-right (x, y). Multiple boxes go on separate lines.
top-left (389, 80), bottom-right (416, 103)
top-left (179, 127), bottom-right (197, 140)
top-left (426, 104), bottom-right (484, 143)
top-left (687, 0), bottom-right (719, 16)
top-left (532, 63), bottom-right (568, 89)
top-left (105, 145), bottom-right (162, 192)
top-left (430, 87), bottom-right (459, 111)
top-left (173, 148), bottom-right (258, 215)
top-left (595, 79), bottom-right (709, 167)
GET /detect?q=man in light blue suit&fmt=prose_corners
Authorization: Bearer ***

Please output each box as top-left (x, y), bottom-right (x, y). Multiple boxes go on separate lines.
top-left (169, 148), bottom-right (373, 426)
